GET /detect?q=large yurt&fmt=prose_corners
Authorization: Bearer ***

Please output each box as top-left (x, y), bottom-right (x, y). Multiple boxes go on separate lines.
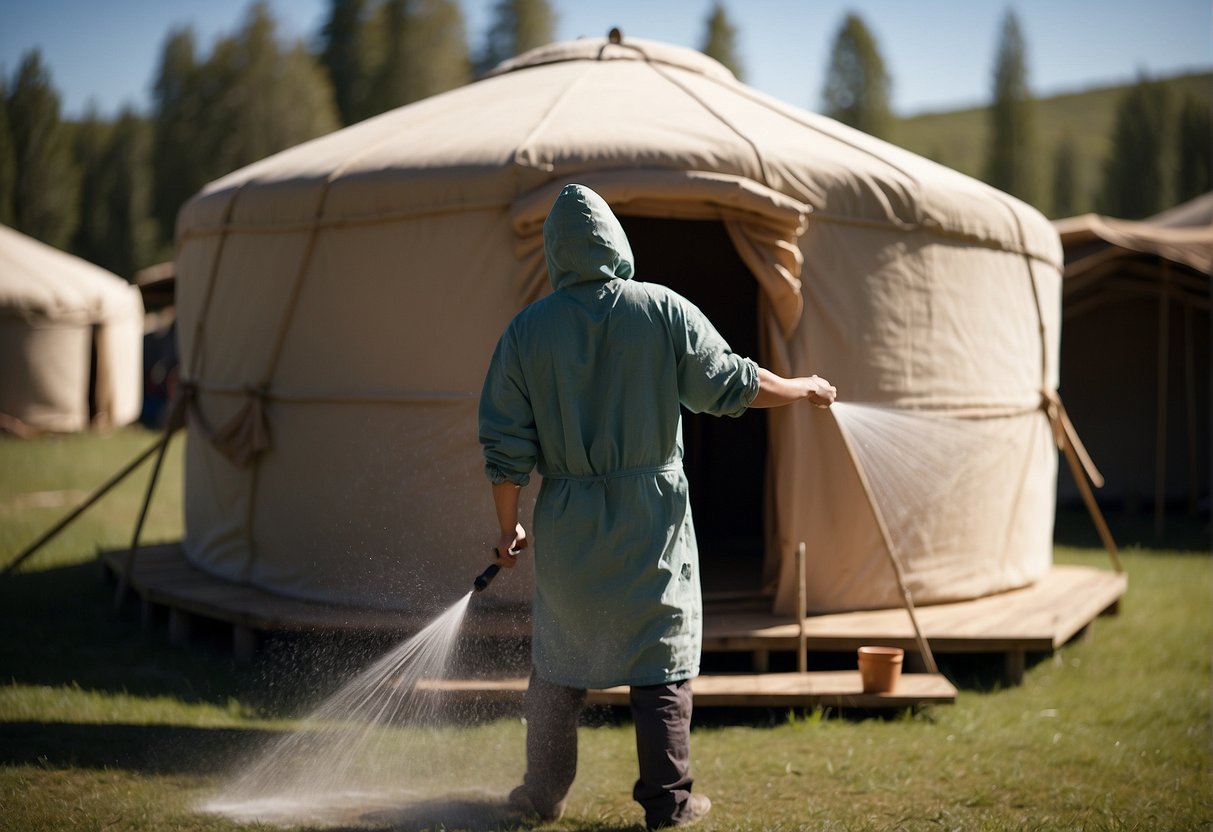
top-left (0, 223), bottom-right (144, 433)
top-left (174, 36), bottom-right (1068, 617)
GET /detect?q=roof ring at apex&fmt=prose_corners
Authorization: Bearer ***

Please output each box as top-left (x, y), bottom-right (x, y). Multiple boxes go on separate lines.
top-left (608, 27), bottom-right (623, 44)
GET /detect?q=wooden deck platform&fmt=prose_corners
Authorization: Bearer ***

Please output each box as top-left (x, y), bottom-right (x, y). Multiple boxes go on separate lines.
top-left (100, 543), bottom-right (1125, 692)
top-left (703, 565), bottom-right (1127, 683)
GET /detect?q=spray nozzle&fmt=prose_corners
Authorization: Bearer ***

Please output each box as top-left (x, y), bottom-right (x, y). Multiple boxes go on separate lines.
top-left (473, 562), bottom-right (502, 592)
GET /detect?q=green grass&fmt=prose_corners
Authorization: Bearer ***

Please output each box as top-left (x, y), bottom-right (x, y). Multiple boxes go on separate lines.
top-left (0, 427), bottom-right (185, 573)
top-left (1, 431), bottom-right (1209, 831)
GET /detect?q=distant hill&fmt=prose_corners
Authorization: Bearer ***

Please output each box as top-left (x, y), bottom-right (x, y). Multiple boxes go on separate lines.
top-left (892, 71), bottom-right (1212, 218)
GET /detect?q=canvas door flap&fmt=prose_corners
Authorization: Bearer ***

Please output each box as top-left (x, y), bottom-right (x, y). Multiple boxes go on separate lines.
top-left (511, 170), bottom-right (810, 334)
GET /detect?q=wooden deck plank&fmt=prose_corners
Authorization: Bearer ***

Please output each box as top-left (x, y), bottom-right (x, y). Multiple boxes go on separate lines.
top-left (417, 671), bottom-right (956, 709)
top-left (700, 565), bottom-right (1125, 654)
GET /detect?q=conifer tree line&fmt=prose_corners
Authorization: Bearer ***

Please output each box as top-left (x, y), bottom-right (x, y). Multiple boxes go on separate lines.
top-left (0, 1), bottom-right (1207, 281)
top-left (821, 9), bottom-right (1210, 219)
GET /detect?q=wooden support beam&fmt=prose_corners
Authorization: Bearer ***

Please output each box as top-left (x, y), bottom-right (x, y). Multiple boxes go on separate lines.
top-left (233, 625), bottom-right (259, 662)
top-left (1155, 261), bottom-right (1171, 538)
top-left (169, 608), bottom-right (193, 646)
top-left (1004, 650), bottom-right (1025, 686)
top-left (751, 650), bottom-right (770, 673)
top-left (1184, 303), bottom-right (1200, 515)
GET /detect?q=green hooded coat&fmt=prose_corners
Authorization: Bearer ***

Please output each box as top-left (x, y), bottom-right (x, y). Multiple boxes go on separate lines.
top-left (479, 184), bottom-right (759, 688)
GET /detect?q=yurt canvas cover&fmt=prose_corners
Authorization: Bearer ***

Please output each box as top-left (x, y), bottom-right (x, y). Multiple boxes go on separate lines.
top-left (0, 223), bottom-right (143, 433)
top-left (175, 37), bottom-right (1068, 617)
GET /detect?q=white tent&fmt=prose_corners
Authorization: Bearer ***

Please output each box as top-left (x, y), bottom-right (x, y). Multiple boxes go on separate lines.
top-left (174, 36), bottom-right (1075, 617)
top-left (0, 224), bottom-right (143, 433)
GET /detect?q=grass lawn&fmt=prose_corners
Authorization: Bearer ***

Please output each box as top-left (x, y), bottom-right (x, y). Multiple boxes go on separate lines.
top-left (1, 428), bottom-right (1210, 831)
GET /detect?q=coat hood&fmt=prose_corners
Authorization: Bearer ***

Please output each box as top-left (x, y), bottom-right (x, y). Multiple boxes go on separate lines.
top-left (542, 184), bottom-right (635, 291)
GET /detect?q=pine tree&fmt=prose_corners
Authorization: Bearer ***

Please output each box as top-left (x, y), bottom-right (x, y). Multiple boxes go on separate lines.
top-left (699, 2), bottom-right (744, 81)
top-left (367, 0), bottom-right (471, 114)
top-left (477, 0), bottom-right (556, 76)
top-left (108, 112), bottom-right (157, 273)
top-left (0, 77), bottom-right (15, 226)
top-left (1175, 93), bottom-right (1212, 204)
top-left (71, 110), bottom-right (116, 267)
top-left (1050, 134), bottom-right (1078, 218)
top-left (151, 4), bottom-right (339, 250)
top-left (7, 50), bottom-right (79, 248)
top-left (151, 27), bottom-right (201, 250)
top-left (202, 3), bottom-right (339, 174)
top-left (73, 109), bottom-right (156, 275)
top-left (320, 0), bottom-right (372, 125)
top-left (1099, 76), bottom-right (1171, 219)
top-left (821, 13), bottom-right (891, 140)
top-left (984, 10), bottom-right (1036, 204)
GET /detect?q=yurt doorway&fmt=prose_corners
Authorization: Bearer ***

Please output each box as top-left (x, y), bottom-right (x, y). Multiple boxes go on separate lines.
top-left (618, 216), bottom-right (768, 597)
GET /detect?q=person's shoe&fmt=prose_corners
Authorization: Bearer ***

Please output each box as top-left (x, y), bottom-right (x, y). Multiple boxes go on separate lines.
top-left (508, 784), bottom-right (566, 822)
top-left (647, 793), bottom-right (712, 829)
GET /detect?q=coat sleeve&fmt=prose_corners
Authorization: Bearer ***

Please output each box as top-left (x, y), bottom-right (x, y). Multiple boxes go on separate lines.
top-left (478, 326), bottom-right (538, 485)
top-left (667, 293), bottom-right (759, 418)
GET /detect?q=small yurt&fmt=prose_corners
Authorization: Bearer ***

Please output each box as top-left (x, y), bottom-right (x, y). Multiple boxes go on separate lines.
top-left (175, 36), bottom-right (1067, 617)
top-left (0, 223), bottom-right (144, 434)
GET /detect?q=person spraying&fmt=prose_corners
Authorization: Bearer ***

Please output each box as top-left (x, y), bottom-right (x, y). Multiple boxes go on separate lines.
top-left (479, 183), bottom-right (835, 828)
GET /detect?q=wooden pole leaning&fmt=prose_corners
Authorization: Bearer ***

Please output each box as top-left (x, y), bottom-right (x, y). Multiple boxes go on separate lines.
top-left (796, 541), bottom-right (808, 674)
top-left (830, 410), bottom-right (940, 675)
top-left (1154, 260), bottom-right (1171, 538)
top-left (1045, 392), bottom-right (1123, 574)
top-left (1058, 438), bottom-right (1122, 573)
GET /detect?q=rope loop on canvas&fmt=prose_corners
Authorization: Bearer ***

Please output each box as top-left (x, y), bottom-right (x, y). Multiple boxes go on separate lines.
top-left (203, 385), bottom-right (272, 469)
top-left (181, 383), bottom-right (272, 473)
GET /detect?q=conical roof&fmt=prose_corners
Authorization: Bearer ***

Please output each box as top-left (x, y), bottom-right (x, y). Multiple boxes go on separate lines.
top-left (0, 223), bottom-right (137, 325)
top-left (181, 35), bottom-right (1059, 270)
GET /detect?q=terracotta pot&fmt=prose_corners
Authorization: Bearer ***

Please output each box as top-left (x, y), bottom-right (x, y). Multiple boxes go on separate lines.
top-left (857, 646), bottom-right (904, 693)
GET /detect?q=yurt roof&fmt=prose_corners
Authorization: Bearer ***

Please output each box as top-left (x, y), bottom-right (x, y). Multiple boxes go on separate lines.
top-left (1054, 192), bottom-right (1213, 277)
top-left (0, 223), bottom-right (137, 324)
top-left (180, 35), bottom-right (1059, 270)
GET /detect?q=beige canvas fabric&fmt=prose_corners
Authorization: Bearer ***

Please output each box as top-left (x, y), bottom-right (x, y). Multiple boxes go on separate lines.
top-left (1055, 207), bottom-right (1213, 275)
top-left (0, 223), bottom-right (143, 432)
top-left (175, 36), bottom-right (1066, 614)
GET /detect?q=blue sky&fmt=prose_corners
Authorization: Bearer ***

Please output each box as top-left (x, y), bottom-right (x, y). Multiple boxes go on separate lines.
top-left (0, 0), bottom-right (1209, 119)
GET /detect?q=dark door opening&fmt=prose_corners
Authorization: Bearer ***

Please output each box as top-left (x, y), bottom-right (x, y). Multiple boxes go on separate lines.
top-left (618, 216), bottom-right (768, 597)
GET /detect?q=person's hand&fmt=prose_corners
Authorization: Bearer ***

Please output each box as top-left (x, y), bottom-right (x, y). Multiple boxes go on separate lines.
top-left (495, 523), bottom-right (527, 568)
top-left (805, 375), bottom-right (837, 408)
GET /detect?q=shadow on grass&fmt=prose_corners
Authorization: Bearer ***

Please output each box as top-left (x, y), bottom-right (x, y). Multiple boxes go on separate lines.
top-left (0, 720), bottom-right (275, 775)
top-left (0, 560), bottom-right (413, 718)
top-left (358, 798), bottom-right (644, 832)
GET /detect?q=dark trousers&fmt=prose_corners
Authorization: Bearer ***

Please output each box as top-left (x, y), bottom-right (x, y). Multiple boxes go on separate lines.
top-left (523, 670), bottom-right (696, 826)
